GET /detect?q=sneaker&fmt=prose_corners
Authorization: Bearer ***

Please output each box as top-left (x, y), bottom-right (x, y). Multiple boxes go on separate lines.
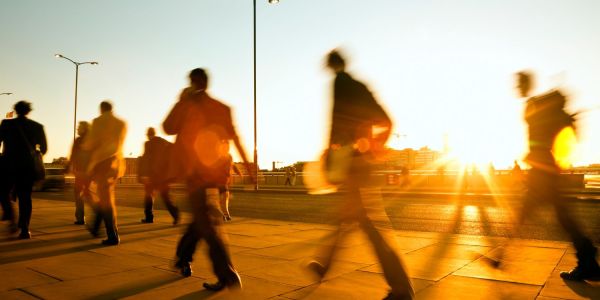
top-left (560, 265), bottom-right (600, 281)
top-left (203, 272), bottom-right (242, 291)
top-left (383, 291), bottom-right (413, 300)
top-left (306, 260), bottom-right (327, 279)
top-left (175, 260), bottom-right (192, 277)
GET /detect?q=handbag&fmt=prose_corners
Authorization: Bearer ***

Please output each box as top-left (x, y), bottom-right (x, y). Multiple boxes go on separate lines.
top-left (16, 123), bottom-right (45, 181)
top-left (324, 145), bottom-right (354, 185)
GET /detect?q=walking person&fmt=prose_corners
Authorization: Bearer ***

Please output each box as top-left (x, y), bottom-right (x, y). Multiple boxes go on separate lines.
top-left (0, 101), bottom-right (47, 239)
top-left (164, 68), bottom-right (254, 291)
top-left (84, 101), bottom-right (127, 246)
top-left (497, 71), bottom-right (600, 280)
top-left (218, 153), bottom-right (241, 222)
top-left (307, 50), bottom-right (414, 300)
top-left (138, 127), bottom-right (179, 224)
top-left (69, 121), bottom-right (91, 225)
top-left (284, 166), bottom-right (292, 186)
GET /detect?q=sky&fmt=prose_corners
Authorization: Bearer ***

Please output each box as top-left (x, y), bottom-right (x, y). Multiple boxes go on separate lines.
top-left (1, 0), bottom-right (600, 169)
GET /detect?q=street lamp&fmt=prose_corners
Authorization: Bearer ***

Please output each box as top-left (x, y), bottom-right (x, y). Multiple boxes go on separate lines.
top-left (55, 53), bottom-right (98, 144)
top-left (253, 0), bottom-right (279, 190)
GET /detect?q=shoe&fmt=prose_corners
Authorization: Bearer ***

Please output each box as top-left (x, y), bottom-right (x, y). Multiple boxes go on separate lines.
top-left (87, 226), bottom-right (99, 238)
top-left (203, 273), bottom-right (242, 291)
top-left (382, 291), bottom-right (413, 300)
top-left (18, 230), bottom-right (31, 239)
top-left (74, 220), bottom-right (86, 225)
top-left (175, 260), bottom-right (192, 277)
top-left (307, 260), bottom-right (326, 279)
top-left (101, 238), bottom-right (120, 246)
top-left (173, 213), bottom-right (180, 225)
top-left (560, 265), bottom-right (600, 281)
top-left (222, 215), bottom-right (232, 222)
top-left (141, 218), bottom-right (154, 224)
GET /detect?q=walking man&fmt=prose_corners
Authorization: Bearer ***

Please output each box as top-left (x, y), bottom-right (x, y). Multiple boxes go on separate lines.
top-left (308, 50), bottom-right (414, 300)
top-left (70, 121), bottom-right (91, 225)
top-left (139, 127), bottom-right (179, 224)
top-left (0, 101), bottom-right (47, 239)
top-left (84, 101), bottom-right (127, 246)
top-left (509, 71), bottom-right (600, 280)
top-left (164, 68), bottom-right (254, 291)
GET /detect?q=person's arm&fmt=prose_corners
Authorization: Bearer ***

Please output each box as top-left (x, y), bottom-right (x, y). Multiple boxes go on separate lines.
top-left (81, 119), bottom-right (97, 151)
top-left (163, 90), bottom-right (188, 135)
top-left (38, 124), bottom-right (48, 155)
top-left (232, 134), bottom-right (256, 183)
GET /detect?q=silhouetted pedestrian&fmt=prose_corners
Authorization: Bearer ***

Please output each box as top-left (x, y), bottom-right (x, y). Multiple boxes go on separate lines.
top-left (138, 127), bottom-right (179, 224)
top-left (503, 71), bottom-right (600, 280)
top-left (164, 68), bottom-right (255, 291)
top-left (307, 50), bottom-right (414, 300)
top-left (84, 101), bottom-right (127, 246)
top-left (218, 153), bottom-right (241, 222)
top-left (0, 101), bottom-right (47, 239)
top-left (69, 121), bottom-right (91, 225)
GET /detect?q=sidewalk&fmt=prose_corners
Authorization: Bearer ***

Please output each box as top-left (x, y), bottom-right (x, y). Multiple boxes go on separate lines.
top-left (0, 199), bottom-right (598, 299)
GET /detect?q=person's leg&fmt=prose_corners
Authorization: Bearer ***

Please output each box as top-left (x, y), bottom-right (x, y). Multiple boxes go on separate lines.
top-left (544, 172), bottom-right (600, 280)
top-left (15, 179), bottom-right (34, 238)
top-left (219, 189), bottom-right (231, 221)
top-left (74, 176), bottom-right (86, 224)
top-left (0, 179), bottom-right (15, 223)
top-left (159, 184), bottom-right (179, 224)
top-left (97, 175), bottom-right (119, 244)
top-left (175, 222), bottom-right (199, 277)
top-left (356, 187), bottom-right (414, 299)
top-left (142, 183), bottom-right (154, 223)
top-left (196, 187), bottom-right (241, 291)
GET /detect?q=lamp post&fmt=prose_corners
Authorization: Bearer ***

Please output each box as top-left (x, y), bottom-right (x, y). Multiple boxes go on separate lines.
top-left (55, 54), bottom-right (98, 144)
top-left (253, 0), bottom-right (279, 190)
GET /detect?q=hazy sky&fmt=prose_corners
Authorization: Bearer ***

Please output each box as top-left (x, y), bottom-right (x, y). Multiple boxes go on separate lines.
top-left (2, 0), bottom-right (599, 169)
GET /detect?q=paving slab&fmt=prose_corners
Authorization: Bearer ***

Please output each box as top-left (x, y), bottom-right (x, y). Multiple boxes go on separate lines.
top-left (539, 269), bottom-right (600, 300)
top-left (454, 256), bottom-right (557, 285)
top-left (281, 270), bottom-right (433, 300)
top-left (0, 263), bottom-right (60, 292)
top-left (0, 289), bottom-right (40, 299)
top-left (415, 275), bottom-right (541, 299)
top-left (361, 252), bottom-right (473, 281)
top-left (24, 267), bottom-right (182, 300)
top-left (240, 258), bottom-right (368, 287)
top-left (2, 198), bottom-right (598, 299)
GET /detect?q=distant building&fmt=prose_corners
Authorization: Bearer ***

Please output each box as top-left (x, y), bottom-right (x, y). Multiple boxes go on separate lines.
top-left (386, 146), bottom-right (441, 170)
top-left (386, 148), bottom-right (416, 170)
top-left (124, 157), bottom-right (140, 176)
top-left (414, 146), bottom-right (440, 169)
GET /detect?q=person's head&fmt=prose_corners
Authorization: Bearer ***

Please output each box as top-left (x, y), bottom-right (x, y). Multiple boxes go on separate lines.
top-left (146, 127), bottom-right (156, 139)
top-left (100, 101), bottom-right (113, 114)
top-left (14, 101), bottom-right (32, 117)
top-left (326, 50), bottom-right (346, 73)
top-left (515, 71), bottom-right (534, 98)
top-left (189, 68), bottom-right (209, 91)
top-left (77, 121), bottom-right (90, 137)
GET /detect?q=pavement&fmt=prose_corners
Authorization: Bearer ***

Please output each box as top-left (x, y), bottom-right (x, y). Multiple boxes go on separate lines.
top-left (1, 198), bottom-right (599, 300)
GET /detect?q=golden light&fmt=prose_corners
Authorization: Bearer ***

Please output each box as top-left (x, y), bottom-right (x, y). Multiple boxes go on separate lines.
top-left (552, 126), bottom-right (578, 170)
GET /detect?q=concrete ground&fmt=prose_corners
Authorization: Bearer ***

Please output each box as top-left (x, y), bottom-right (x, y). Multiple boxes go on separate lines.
top-left (0, 198), bottom-right (599, 300)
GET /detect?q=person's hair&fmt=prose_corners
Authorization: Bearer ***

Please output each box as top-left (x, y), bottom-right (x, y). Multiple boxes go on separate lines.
top-left (147, 127), bottom-right (156, 136)
top-left (100, 101), bottom-right (113, 113)
top-left (327, 50), bottom-right (345, 69)
top-left (189, 68), bottom-right (209, 90)
top-left (14, 101), bottom-right (32, 116)
top-left (516, 71), bottom-right (533, 85)
top-left (78, 121), bottom-right (90, 130)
